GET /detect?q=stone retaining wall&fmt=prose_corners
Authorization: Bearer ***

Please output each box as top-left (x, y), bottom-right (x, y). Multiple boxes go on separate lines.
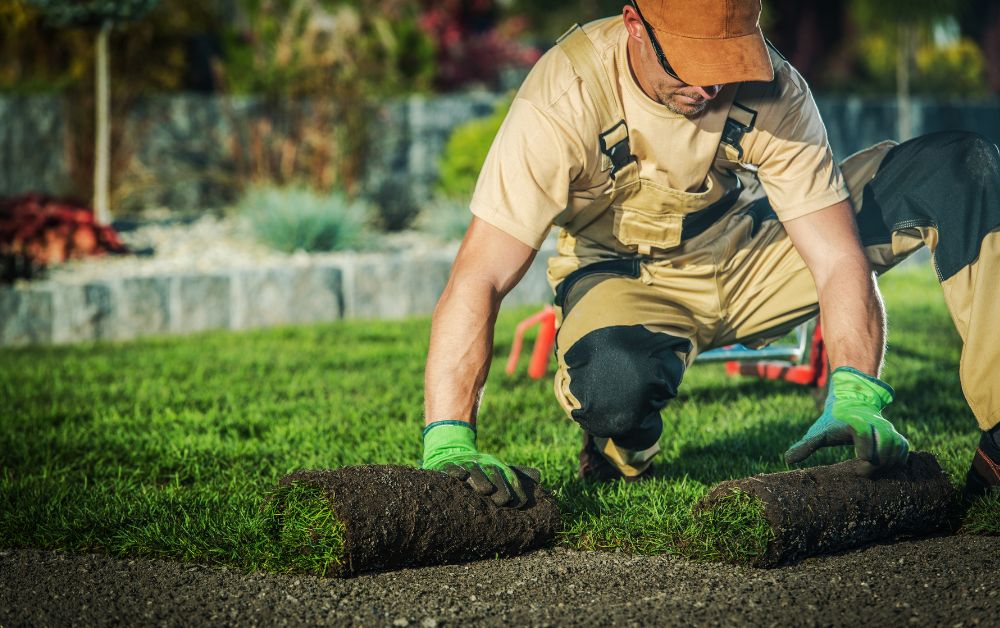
top-left (0, 247), bottom-right (554, 347)
top-left (0, 91), bottom-right (505, 212)
top-left (0, 95), bottom-right (71, 198)
top-left (2, 92), bottom-right (999, 211)
top-left (0, 245), bottom-right (934, 348)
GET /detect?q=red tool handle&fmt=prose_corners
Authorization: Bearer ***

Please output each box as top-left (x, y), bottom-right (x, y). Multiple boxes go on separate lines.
top-left (527, 306), bottom-right (556, 380)
top-left (506, 308), bottom-right (549, 376)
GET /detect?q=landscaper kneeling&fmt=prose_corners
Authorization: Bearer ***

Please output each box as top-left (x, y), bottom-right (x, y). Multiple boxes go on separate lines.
top-left (421, 0), bottom-right (1000, 506)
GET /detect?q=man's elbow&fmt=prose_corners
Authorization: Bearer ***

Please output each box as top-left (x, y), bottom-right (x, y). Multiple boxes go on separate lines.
top-left (812, 252), bottom-right (875, 294)
top-left (452, 218), bottom-right (538, 297)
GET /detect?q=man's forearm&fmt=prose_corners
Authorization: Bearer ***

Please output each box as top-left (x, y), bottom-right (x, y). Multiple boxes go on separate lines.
top-left (815, 256), bottom-right (886, 376)
top-left (423, 277), bottom-right (503, 427)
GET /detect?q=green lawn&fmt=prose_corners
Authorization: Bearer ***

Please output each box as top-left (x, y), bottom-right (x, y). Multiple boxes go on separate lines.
top-left (1, 263), bottom-right (996, 572)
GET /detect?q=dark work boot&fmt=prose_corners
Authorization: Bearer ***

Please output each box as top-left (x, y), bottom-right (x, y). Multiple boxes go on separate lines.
top-left (578, 432), bottom-right (655, 483)
top-left (966, 425), bottom-right (1000, 497)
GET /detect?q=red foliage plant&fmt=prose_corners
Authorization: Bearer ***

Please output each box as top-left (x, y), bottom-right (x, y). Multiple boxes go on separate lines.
top-left (419, 0), bottom-right (541, 91)
top-left (0, 194), bottom-right (126, 281)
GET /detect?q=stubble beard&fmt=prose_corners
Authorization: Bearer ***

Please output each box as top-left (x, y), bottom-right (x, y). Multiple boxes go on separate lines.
top-left (663, 97), bottom-right (708, 116)
top-left (658, 87), bottom-right (709, 117)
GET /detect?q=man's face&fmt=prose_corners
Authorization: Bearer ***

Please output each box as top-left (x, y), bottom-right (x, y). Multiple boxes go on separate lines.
top-left (624, 6), bottom-right (723, 116)
top-left (635, 38), bottom-right (721, 115)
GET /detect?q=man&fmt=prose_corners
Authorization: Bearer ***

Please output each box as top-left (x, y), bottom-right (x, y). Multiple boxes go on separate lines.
top-left (420, 0), bottom-right (1000, 506)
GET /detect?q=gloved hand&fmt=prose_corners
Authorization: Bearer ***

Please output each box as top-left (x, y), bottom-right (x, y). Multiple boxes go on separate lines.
top-left (421, 420), bottom-right (540, 507)
top-left (784, 366), bottom-right (909, 476)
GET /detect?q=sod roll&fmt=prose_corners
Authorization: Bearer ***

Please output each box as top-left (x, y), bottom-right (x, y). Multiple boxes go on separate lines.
top-left (267, 465), bottom-right (562, 577)
top-left (694, 452), bottom-right (960, 567)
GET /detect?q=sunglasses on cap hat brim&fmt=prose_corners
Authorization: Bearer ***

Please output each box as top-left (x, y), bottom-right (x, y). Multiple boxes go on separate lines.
top-left (628, 0), bottom-right (684, 82)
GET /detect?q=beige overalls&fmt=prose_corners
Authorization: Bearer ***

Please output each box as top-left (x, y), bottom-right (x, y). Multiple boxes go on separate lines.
top-left (547, 25), bottom-right (1000, 476)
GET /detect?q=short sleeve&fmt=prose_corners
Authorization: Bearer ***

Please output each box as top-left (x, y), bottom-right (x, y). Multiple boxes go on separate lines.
top-left (748, 68), bottom-right (849, 222)
top-left (469, 98), bottom-right (583, 250)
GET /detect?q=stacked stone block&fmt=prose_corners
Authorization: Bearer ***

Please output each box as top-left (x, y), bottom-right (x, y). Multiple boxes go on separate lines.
top-left (0, 247), bottom-right (554, 347)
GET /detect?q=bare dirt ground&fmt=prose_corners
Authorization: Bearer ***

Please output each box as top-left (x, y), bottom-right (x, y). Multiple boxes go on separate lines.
top-left (1, 535), bottom-right (997, 627)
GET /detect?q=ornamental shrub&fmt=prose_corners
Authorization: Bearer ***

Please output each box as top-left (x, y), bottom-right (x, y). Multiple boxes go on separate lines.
top-left (0, 194), bottom-right (127, 283)
top-left (435, 96), bottom-right (512, 201)
top-left (238, 186), bottom-right (369, 253)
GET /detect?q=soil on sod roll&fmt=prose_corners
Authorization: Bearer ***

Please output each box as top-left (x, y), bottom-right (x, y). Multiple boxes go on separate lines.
top-left (694, 451), bottom-right (960, 567)
top-left (270, 465), bottom-right (561, 576)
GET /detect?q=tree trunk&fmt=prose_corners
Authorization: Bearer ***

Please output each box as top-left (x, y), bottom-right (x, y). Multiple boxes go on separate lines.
top-left (93, 20), bottom-right (112, 225)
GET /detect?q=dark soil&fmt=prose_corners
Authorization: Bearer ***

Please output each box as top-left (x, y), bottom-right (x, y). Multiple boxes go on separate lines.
top-left (278, 465), bottom-right (561, 576)
top-left (2, 535), bottom-right (998, 626)
top-left (698, 452), bottom-right (960, 566)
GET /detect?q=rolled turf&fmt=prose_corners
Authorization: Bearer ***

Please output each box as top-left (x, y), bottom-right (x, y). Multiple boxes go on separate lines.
top-left (264, 465), bottom-right (562, 577)
top-left (693, 451), bottom-right (961, 567)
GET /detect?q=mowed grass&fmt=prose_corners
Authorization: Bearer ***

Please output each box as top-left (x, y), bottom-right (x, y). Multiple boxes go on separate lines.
top-left (1, 262), bottom-right (995, 571)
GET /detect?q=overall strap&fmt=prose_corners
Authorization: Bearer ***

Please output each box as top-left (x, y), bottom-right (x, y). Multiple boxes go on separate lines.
top-left (556, 24), bottom-right (634, 176)
top-left (717, 99), bottom-right (758, 162)
top-left (716, 41), bottom-right (784, 164)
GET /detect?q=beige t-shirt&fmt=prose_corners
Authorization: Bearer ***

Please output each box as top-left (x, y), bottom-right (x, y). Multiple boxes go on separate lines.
top-left (470, 17), bottom-right (848, 250)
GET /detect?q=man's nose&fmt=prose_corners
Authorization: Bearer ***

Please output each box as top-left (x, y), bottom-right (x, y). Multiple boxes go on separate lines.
top-left (692, 84), bottom-right (721, 100)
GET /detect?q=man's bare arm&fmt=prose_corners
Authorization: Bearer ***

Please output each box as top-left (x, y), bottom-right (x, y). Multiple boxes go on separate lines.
top-left (781, 198), bottom-right (908, 471)
top-left (782, 198), bottom-right (886, 376)
top-left (423, 217), bottom-right (537, 427)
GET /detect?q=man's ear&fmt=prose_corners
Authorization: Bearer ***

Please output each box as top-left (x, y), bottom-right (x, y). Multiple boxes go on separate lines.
top-left (622, 4), bottom-right (646, 41)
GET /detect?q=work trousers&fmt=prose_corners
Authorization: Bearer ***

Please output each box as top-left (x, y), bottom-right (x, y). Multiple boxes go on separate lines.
top-left (551, 132), bottom-right (1000, 476)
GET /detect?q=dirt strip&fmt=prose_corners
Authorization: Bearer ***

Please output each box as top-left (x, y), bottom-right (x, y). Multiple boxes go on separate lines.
top-left (1, 536), bottom-right (997, 627)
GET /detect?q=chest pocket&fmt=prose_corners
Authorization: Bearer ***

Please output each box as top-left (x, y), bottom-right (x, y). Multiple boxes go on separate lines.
top-left (604, 105), bottom-right (753, 255)
top-left (611, 169), bottom-right (725, 254)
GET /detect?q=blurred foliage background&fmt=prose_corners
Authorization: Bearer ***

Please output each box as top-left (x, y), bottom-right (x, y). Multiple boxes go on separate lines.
top-left (3, 0), bottom-right (996, 97)
top-left (0, 0), bottom-right (997, 224)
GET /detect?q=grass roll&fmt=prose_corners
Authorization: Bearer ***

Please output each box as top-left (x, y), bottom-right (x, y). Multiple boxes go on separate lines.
top-left (264, 465), bottom-right (561, 576)
top-left (693, 452), bottom-right (961, 567)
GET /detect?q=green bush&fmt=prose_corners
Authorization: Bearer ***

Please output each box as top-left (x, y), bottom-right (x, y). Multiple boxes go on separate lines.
top-left (435, 96), bottom-right (513, 201)
top-left (915, 37), bottom-right (987, 96)
top-left (239, 186), bottom-right (368, 253)
top-left (857, 33), bottom-right (987, 96)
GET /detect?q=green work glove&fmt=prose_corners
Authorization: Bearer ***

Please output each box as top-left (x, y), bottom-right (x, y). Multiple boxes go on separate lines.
top-left (784, 367), bottom-right (909, 475)
top-left (421, 421), bottom-right (540, 508)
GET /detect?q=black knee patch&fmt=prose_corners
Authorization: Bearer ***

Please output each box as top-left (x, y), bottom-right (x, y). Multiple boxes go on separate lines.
top-left (858, 131), bottom-right (1000, 280)
top-left (564, 325), bottom-right (690, 450)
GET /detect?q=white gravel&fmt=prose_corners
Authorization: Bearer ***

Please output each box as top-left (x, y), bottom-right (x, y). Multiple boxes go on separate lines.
top-left (41, 214), bottom-right (457, 285)
top-left (35, 212), bottom-right (927, 288)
